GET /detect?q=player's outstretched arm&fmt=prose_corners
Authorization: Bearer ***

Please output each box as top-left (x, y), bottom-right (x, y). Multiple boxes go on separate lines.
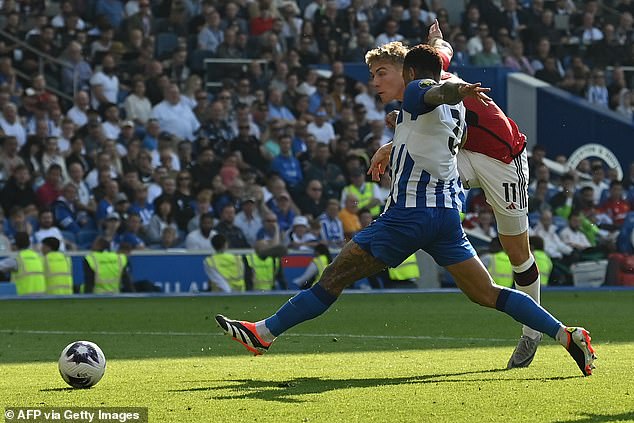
top-left (424, 82), bottom-right (492, 106)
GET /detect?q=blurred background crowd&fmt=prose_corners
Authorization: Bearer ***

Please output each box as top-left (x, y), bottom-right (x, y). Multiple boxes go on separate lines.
top-left (0, 0), bottom-right (633, 286)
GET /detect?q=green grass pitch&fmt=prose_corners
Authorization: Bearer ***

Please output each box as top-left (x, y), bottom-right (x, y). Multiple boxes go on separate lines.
top-left (1, 290), bottom-right (633, 423)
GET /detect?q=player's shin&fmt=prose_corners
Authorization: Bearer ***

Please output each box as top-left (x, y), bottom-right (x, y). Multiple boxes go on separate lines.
top-left (495, 288), bottom-right (562, 339)
top-left (512, 255), bottom-right (542, 339)
top-left (262, 283), bottom-right (338, 338)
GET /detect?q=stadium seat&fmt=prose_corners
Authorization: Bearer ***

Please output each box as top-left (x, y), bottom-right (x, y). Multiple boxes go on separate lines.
top-left (77, 230), bottom-right (99, 250)
top-left (155, 32), bottom-right (178, 59)
top-left (189, 50), bottom-right (215, 75)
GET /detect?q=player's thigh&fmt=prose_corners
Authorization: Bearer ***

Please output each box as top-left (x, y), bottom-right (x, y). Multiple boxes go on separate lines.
top-left (445, 256), bottom-right (501, 308)
top-left (352, 207), bottom-right (425, 268)
top-left (319, 240), bottom-right (387, 295)
top-left (466, 150), bottom-right (529, 236)
top-left (457, 149), bottom-right (479, 188)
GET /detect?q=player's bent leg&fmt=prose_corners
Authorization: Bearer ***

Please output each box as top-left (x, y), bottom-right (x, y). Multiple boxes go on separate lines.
top-left (216, 241), bottom-right (387, 355)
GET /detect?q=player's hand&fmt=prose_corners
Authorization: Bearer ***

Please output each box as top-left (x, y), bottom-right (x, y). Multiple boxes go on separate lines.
top-left (428, 19), bottom-right (443, 41)
top-left (368, 142), bottom-right (393, 182)
top-left (458, 82), bottom-right (492, 105)
top-left (385, 110), bottom-right (399, 129)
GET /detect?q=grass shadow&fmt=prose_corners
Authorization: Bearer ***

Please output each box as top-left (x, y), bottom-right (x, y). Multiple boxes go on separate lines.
top-left (39, 387), bottom-right (76, 392)
top-left (170, 368), bottom-right (578, 403)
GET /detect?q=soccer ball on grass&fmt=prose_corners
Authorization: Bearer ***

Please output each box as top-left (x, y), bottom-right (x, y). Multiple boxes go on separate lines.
top-left (58, 341), bottom-right (106, 388)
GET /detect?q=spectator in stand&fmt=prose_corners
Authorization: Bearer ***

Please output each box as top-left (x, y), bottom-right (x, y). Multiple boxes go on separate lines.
top-left (374, 18), bottom-right (404, 47)
top-left (580, 163), bottom-right (609, 206)
top-left (286, 215), bottom-right (319, 251)
top-left (0, 136), bottom-right (25, 177)
top-left (187, 189), bottom-right (214, 232)
top-left (0, 104), bottom-right (26, 147)
top-left (338, 193), bottom-right (361, 240)
top-left (90, 53), bottom-right (119, 110)
top-left (66, 91), bottom-right (90, 128)
top-left (115, 212), bottom-right (146, 250)
top-left (151, 83), bottom-right (200, 142)
top-left (307, 108), bottom-right (336, 146)
top-left (341, 167), bottom-right (382, 218)
top-left (255, 211), bottom-right (287, 258)
top-left (470, 208), bottom-right (498, 240)
top-left (586, 69), bottom-right (609, 108)
top-left (198, 8), bottom-right (223, 54)
top-left (33, 208), bottom-right (66, 249)
top-left (599, 180), bottom-right (630, 227)
top-left (560, 211), bottom-right (593, 253)
top-left (296, 179), bottom-right (328, 220)
top-left (234, 196), bottom-right (263, 247)
top-left (185, 212), bottom-right (217, 250)
top-left (530, 210), bottom-right (574, 260)
top-left (467, 24), bottom-right (495, 57)
top-left (504, 40), bottom-right (535, 76)
top-left (528, 164), bottom-right (558, 198)
top-left (152, 226), bottom-right (182, 249)
top-left (145, 197), bottom-right (179, 245)
top-left (319, 198), bottom-right (345, 248)
top-left (124, 77), bottom-right (152, 126)
top-left (62, 41), bottom-right (92, 95)
top-left (472, 36), bottom-right (502, 66)
top-left (36, 164), bottom-right (64, 208)
top-left (214, 203), bottom-right (250, 248)
top-left (303, 142), bottom-right (346, 200)
top-left (40, 137), bottom-right (68, 182)
top-left (51, 183), bottom-right (89, 234)
top-left (96, 179), bottom-right (119, 224)
top-left (270, 134), bottom-right (303, 193)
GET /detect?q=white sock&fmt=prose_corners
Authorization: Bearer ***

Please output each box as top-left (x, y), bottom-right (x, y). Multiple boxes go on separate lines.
top-left (513, 255), bottom-right (542, 340)
top-left (555, 326), bottom-right (569, 347)
top-left (255, 320), bottom-right (276, 343)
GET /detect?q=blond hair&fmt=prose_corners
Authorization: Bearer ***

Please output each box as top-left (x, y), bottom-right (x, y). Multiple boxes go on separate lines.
top-left (365, 41), bottom-right (409, 67)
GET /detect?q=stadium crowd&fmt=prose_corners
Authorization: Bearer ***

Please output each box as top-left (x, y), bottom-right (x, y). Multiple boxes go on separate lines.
top-left (0, 0), bottom-right (633, 288)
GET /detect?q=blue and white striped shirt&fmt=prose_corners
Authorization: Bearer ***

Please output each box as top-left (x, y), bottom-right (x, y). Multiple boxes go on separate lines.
top-left (385, 79), bottom-right (467, 211)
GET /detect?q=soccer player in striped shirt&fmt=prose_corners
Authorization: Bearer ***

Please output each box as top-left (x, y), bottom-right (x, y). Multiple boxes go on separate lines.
top-left (370, 20), bottom-right (547, 369)
top-left (216, 45), bottom-right (596, 376)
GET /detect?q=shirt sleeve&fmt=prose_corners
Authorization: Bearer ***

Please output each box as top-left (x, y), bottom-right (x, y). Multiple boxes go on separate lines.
top-left (0, 257), bottom-right (17, 273)
top-left (292, 261), bottom-right (318, 287)
top-left (402, 79), bottom-right (438, 116)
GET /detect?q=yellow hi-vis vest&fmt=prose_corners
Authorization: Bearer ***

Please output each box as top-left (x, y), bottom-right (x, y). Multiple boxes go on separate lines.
top-left (206, 253), bottom-right (245, 291)
top-left (44, 251), bottom-right (73, 295)
top-left (533, 250), bottom-right (552, 286)
top-left (12, 249), bottom-right (46, 296)
top-left (86, 252), bottom-right (127, 294)
top-left (388, 253), bottom-right (420, 281)
top-left (343, 183), bottom-right (381, 216)
top-left (488, 251), bottom-right (513, 287)
top-left (245, 254), bottom-right (279, 291)
top-left (312, 255), bottom-right (329, 282)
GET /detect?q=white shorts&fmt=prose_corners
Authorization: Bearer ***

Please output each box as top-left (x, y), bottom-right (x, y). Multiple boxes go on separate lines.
top-left (457, 149), bottom-right (529, 236)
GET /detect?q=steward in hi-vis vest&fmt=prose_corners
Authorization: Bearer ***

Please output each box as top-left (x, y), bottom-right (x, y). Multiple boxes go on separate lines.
top-left (291, 244), bottom-right (332, 289)
top-left (83, 238), bottom-right (130, 294)
top-left (245, 253), bottom-right (285, 291)
top-left (41, 237), bottom-right (73, 295)
top-left (204, 234), bottom-right (246, 292)
top-left (0, 232), bottom-right (46, 296)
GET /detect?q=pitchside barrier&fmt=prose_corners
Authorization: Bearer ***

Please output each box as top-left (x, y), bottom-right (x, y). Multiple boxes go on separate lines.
top-left (0, 248), bottom-right (440, 295)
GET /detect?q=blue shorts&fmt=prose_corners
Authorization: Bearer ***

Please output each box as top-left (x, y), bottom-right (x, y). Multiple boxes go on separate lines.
top-left (352, 207), bottom-right (476, 268)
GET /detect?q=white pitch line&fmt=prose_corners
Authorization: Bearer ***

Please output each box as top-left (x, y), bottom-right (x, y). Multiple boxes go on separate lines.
top-left (0, 329), bottom-right (513, 343)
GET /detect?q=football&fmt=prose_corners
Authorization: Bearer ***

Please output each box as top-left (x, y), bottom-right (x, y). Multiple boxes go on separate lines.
top-left (58, 341), bottom-right (106, 389)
